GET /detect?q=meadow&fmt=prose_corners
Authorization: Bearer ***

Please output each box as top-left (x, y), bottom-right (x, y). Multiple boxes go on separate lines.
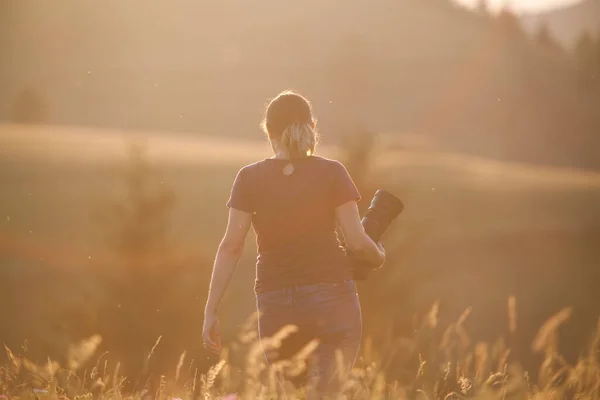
top-left (2, 307), bottom-right (600, 399)
top-left (2, 122), bottom-right (600, 399)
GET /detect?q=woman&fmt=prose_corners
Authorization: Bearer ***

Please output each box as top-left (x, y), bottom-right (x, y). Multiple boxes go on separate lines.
top-left (202, 90), bottom-right (385, 397)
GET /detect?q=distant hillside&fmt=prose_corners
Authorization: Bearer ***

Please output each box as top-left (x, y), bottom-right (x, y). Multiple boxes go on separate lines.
top-left (1, 0), bottom-right (599, 169)
top-left (521, 0), bottom-right (600, 48)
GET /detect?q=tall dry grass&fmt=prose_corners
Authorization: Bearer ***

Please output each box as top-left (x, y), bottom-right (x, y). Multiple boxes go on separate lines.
top-left (2, 300), bottom-right (600, 400)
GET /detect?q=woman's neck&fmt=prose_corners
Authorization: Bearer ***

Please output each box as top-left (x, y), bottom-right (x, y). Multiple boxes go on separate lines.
top-left (270, 143), bottom-right (312, 160)
top-left (272, 147), bottom-right (290, 159)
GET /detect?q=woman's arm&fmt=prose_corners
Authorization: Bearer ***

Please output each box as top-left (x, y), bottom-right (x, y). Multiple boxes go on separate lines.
top-left (335, 200), bottom-right (385, 267)
top-left (204, 208), bottom-right (253, 316)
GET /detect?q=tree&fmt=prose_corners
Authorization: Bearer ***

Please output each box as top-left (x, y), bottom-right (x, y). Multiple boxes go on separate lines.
top-left (476, 0), bottom-right (489, 16)
top-left (595, 29), bottom-right (600, 78)
top-left (535, 21), bottom-right (562, 53)
top-left (494, 7), bottom-right (525, 42)
top-left (92, 142), bottom-right (205, 392)
top-left (9, 88), bottom-right (48, 124)
top-left (574, 31), bottom-right (598, 91)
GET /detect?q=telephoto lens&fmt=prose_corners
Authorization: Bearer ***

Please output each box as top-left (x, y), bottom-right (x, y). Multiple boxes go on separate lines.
top-left (350, 190), bottom-right (404, 280)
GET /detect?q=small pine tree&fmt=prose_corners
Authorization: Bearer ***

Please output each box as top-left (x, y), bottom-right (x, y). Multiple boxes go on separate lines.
top-left (92, 142), bottom-right (204, 390)
top-left (535, 21), bottom-right (561, 53)
top-left (476, 0), bottom-right (489, 16)
top-left (596, 29), bottom-right (600, 76)
top-left (494, 6), bottom-right (525, 43)
top-left (9, 88), bottom-right (47, 124)
top-left (574, 31), bottom-right (597, 90)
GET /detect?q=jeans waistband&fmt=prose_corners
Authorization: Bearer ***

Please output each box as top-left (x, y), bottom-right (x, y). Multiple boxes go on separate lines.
top-left (256, 279), bottom-right (356, 298)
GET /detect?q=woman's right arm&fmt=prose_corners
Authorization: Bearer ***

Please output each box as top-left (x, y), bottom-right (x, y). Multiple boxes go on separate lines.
top-left (335, 200), bottom-right (385, 267)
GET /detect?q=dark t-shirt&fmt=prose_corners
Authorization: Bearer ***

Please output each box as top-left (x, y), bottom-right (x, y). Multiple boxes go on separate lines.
top-left (226, 155), bottom-right (361, 294)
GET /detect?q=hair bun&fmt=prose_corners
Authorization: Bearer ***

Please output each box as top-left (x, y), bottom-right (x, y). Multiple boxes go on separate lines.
top-left (281, 122), bottom-right (318, 159)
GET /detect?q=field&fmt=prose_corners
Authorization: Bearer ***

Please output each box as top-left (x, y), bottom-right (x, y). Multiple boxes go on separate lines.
top-left (2, 123), bottom-right (600, 399)
top-left (3, 310), bottom-right (600, 399)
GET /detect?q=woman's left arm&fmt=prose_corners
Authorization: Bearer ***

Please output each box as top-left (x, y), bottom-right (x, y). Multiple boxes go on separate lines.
top-left (203, 164), bottom-right (254, 353)
top-left (205, 208), bottom-right (253, 316)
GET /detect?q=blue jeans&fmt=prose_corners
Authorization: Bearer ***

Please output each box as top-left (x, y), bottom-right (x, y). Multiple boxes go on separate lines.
top-left (256, 280), bottom-right (362, 397)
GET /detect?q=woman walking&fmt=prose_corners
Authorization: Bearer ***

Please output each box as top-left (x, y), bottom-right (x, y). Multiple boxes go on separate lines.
top-left (202, 90), bottom-right (385, 398)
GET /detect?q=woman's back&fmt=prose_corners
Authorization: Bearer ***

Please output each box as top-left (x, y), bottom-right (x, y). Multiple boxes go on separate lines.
top-left (227, 155), bottom-right (361, 293)
top-left (203, 90), bottom-right (385, 398)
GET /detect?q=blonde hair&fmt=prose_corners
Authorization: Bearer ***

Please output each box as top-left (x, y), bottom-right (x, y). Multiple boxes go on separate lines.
top-left (261, 90), bottom-right (319, 159)
top-left (280, 122), bottom-right (318, 158)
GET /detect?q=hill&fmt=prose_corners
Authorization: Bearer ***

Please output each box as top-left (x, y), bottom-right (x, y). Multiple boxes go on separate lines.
top-left (1, 0), bottom-right (599, 169)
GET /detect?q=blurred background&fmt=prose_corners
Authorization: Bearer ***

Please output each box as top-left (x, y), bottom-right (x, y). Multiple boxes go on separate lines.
top-left (1, 0), bottom-right (600, 390)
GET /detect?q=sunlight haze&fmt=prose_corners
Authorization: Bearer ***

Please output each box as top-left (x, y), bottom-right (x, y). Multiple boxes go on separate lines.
top-left (1, 0), bottom-right (600, 397)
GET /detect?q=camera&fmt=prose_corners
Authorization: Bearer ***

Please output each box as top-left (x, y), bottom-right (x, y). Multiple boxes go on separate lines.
top-left (349, 189), bottom-right (404, 280)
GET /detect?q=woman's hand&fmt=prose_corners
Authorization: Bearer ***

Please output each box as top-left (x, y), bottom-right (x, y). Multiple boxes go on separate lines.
top-left (202, 312), bottom-right (222, 355)
top-left (202, 208), bottom-right (252, 356)
top-left (336, 201), bottom-right (387, 268)
top-left (346, 241), bottom-right (386, 271)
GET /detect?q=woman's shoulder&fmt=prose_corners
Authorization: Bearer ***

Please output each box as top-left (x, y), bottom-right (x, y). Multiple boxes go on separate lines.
top-left (308, 155), bottom-right (346, 167)
top-left (232, 160), bottom-right (263, 181)
top-left (234, 158), bottom-right (281, 177)
top-left (238, 156), bottom-right (346, 174)
top-left (310, 156), bottom-right (349, 172)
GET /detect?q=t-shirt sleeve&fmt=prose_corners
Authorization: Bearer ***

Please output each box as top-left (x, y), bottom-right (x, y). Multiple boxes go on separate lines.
top-left (226, 166), bottom-right (254, 213)
top-left (331, 161), bottom-right (361, 207)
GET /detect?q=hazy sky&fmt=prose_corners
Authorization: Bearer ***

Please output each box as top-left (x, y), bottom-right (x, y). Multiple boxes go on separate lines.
top-left (454, 0), bottom-right (584, 12)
